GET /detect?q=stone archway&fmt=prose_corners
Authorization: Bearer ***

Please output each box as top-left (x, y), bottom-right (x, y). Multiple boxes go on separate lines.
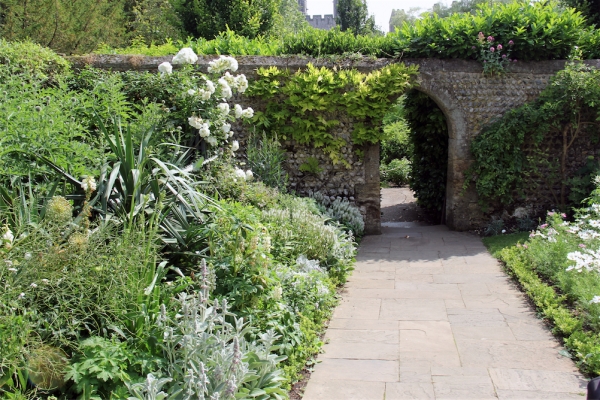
top-left (71, 55), bottom-right (588, 233)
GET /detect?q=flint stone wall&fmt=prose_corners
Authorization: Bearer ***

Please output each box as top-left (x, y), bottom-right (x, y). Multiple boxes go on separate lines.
top-left (70, 54), bottom-right (600, 234)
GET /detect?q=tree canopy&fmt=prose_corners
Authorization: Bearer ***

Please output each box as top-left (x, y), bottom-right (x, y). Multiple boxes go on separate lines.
top-left (336, 0), bottom-right (375, 35)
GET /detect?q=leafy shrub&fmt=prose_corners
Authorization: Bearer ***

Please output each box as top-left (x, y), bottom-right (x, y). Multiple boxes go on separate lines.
top-left (393, 1), bottom-right (593, 61)
top-left (0, 39), bottom-right (70, 83)
top-left (249, 63), bottom-right (418, 165)
top-left (381, 158), bottom-right (411, 187)
top-left (467, 58), bottom-right (600, 212)
top-left (497, 200), bottom-right (600, 375)
top-left (311, 191), bottom-right (365, 236)
top-left (246, 132), bottom-right (289, 193)
top-left (404, 90), bottom-right (448, 215)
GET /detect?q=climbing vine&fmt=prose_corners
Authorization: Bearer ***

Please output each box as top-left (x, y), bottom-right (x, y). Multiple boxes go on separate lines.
top-left (404, 90), bottom-right (448, 216)
top-left (466, 57), bottom-right (600, 211)
top-left (247, 63), bottom-right (418, 166)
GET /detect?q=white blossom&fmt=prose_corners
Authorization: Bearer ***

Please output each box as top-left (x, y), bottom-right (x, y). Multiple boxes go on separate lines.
top-left (241, 107), bottom-right (254, 118)
top-left (8, 268), bottom-right (17, 273)
top-left (231, 141), bottom-right (239, 152)
top-left (17, 293), bottom-right (25, 299)
top-left (41, 279), bottom-right (49, 284)
top-left (2, 227), bottom-right (14, 244)
top-left (197, 89), bottom-right (211, 101)
top-left (591, 295), bottom-right (600, 304)
top-left (235, 74), bottom-right (248, 93)
top-left (567, 248), bottom-right (600, 272)
top-left (188, 116), bottom-right (204, 129)
top-left (187, 89), bottom-right (196, 96)
top-left (245, 170), bottom-right (253, 180)
top-left (206, 136), bottom-right (217, 146)
top-left (81, 176), bottom-right (97, 192)
top-left (198, 123), bottom-right (211, 138)
top-left (205, 80), bottom-right (216, 94)
top-left (30, 282), bottom-right (37, 288)
top-left (172, 48), bottom-right (198, 65)
top-left (221, 123), bottom-right (231, 134)
top-left (207, 55), bottom-right (239, 74)
top-left (218, 78), bottom-right (232, 99)
top-left (217, 103), bottom-right (230, 116)
top-left (24, 252), bottom-right (32, 260)
top-left (158, 62), bottom-right (173, 75)
top-left (234, 168), bottom-right (246, 179)
top-left (578, 229), bottom-right (600, 241)
top-left (234, 104), bottom-right (243, 118)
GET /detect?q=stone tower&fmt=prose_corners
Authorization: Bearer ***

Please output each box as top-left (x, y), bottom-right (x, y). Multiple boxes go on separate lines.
top-left (297, 0), bottom-right (307, 14)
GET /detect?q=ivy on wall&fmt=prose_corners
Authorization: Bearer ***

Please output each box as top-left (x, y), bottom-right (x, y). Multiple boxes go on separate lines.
top-left (247, 63), bottom-right (418, 166)
top-left (466, 58), bottom-right (600, 212)
top-left (404, 90), bottom-right (448, 216)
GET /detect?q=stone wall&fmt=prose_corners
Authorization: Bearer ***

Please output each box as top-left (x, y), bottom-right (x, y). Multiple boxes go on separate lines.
top-left (70, 54), bottom-right (600, 234)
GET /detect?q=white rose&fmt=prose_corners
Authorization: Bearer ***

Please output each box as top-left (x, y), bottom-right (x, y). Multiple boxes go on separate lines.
top-left (188, 116), bottom-right (204, 129)
top-left (232, 140), bottom-right (239, 152)
top-left (221, 123), bottom-right (231, 133)
top-left (217, 103), bottom-right (230, 116)
top-left (158, 62), bottom-right (173, 75)
top-left (234, 104), bottom-right (243, 118)
top-left (187, 89), bottom-right (196, 96)
top-left (199, 123), bottom-right (211, 138)
top-left (242, 107), bottom-right (254, 119)
top-left (205, 80), bottom-right (216, 94)
top-left (198, 89), bottom-right (211, 100)
top-left (206, 136), bottom-right (217, 146)
top-left (2, 227), bottom-right (14, 244)
top-left (172, 47), bottom-right (198, 65)
top-left (234, 168), bottom-right (246, 179)
top-left (245, 170), bottom-right (253, 180)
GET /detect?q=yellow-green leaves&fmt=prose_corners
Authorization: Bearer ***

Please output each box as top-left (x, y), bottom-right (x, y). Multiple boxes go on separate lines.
top-left (248, 63), bottom-right (418, 165)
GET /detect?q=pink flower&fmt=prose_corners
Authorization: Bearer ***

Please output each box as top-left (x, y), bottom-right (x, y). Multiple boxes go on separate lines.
top-left (523, 244), bottom-right (528, 249)
top-left (579, 244), bottom-right (587, 248)
top-left (561, 213), bottom-right (567, 218)
top-left (502, 54), bottom-right (507, 59)
top-left (490, 47), bottom-right (495, 52)
top-left (508, 40), bottom-right (514, 46)
top-left (497, 44), bottom-right (503, 50)
top-left (487, 36), bottom-right (494, 42)
top-left (548, 211), bottom-right (555, 216)
top-left (472, 46), bottom-right (476, 49)
top-left (540, 224), bottom-right (548, 229)
top-left (513, 59), bottom-right (517, 63)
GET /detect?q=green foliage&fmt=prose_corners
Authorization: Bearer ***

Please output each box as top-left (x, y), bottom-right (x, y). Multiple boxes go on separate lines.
top-left (272, 0), bottom-right (310, 35)
top-left (389, 8), bottom-right (421, 32)
top-left (482, 231), bottom-right (530, 257)
top-left (249, 63), bottom-right (418, 165)
top-left (393, 1), bottom-right (595, 61)
top-left (0, 0), bottom-right (126, 54)
top-left (429, 0), bottom-right (515, 19)
top-left (0, 39), bottom-right (70, 83)
top-left (475, 32), bottom-right (515, 76)
top-left (311, 192), bottom-right (365, 236)
top-left (381, 98), bottom-right (412, 164)
top-left (66, 337), bottom-right (131, 397)
top-left (246, 132), bottom-right (289, 193)
top-left (467, 59), bottom-right (600, 211)
top-left (336, 0), bottom-right (376, 35)
top-left (561, 0), bottom-right (600, 27)
top-left (299, 157), bottom-right (323, 175)
top-left (495, 207), bottom-right (600, 375)
top-left (404, 90), bottom-right (448, 214)
top-left (128, 0), bottom-right (184, 45)
top-left (381, 158), bottom-right (411, 187)
top-left (174, 0), bottom-right (280, 40)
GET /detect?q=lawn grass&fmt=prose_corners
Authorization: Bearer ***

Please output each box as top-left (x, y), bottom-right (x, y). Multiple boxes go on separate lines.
top-left (482, 232), bottom-right (530, 257)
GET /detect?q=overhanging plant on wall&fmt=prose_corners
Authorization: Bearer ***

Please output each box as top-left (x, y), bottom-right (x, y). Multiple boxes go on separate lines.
top-left (247, 62), bottom-right (418, 167)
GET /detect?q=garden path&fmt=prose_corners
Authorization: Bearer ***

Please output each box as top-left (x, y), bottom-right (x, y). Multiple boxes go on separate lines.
top-left (303, 222), bottom-right (588, 399)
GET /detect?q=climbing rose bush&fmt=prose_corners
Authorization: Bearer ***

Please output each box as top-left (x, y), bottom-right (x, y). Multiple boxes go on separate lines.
top-left (160, 49), bottom-right (253, 154)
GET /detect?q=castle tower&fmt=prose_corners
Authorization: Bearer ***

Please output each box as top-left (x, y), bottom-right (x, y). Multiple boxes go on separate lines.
top-left (333, 0), bottom-right (338, 20)
top-left (297, 0), bottom-right (307, 14)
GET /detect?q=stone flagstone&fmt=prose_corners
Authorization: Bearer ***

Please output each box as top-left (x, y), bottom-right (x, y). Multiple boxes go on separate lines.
top-left (302, 223), bottom-right (588, 399)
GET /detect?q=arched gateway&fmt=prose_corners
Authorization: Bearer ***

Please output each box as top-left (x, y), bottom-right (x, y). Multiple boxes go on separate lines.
top-left (72, 55), bottom-right (600, 234)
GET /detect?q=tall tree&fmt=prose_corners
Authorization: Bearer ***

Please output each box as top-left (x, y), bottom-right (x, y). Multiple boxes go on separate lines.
top-left (271, 0), bottom-right (309, 35)
top-left (0, 0), bottom-right (126, 54)
top-left (336, 0), bottom-right (375, 35)
top-left (174, 0), bottom-right (281, 39)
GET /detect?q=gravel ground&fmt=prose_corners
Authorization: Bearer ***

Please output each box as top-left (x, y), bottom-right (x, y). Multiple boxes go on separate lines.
top-left (380, 186), bottom-right (437, 224)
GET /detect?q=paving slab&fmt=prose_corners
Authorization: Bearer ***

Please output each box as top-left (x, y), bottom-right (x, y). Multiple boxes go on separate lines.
top-left (302, 223), bottom-right (587, 400)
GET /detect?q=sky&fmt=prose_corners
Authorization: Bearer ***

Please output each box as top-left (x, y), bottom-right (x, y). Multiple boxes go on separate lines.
top-left (306, 0), bottom-right (445, 31)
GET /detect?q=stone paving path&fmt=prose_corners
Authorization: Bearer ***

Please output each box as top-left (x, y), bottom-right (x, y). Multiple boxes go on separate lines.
top-left (303, 223), bottom-right (588, 399)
